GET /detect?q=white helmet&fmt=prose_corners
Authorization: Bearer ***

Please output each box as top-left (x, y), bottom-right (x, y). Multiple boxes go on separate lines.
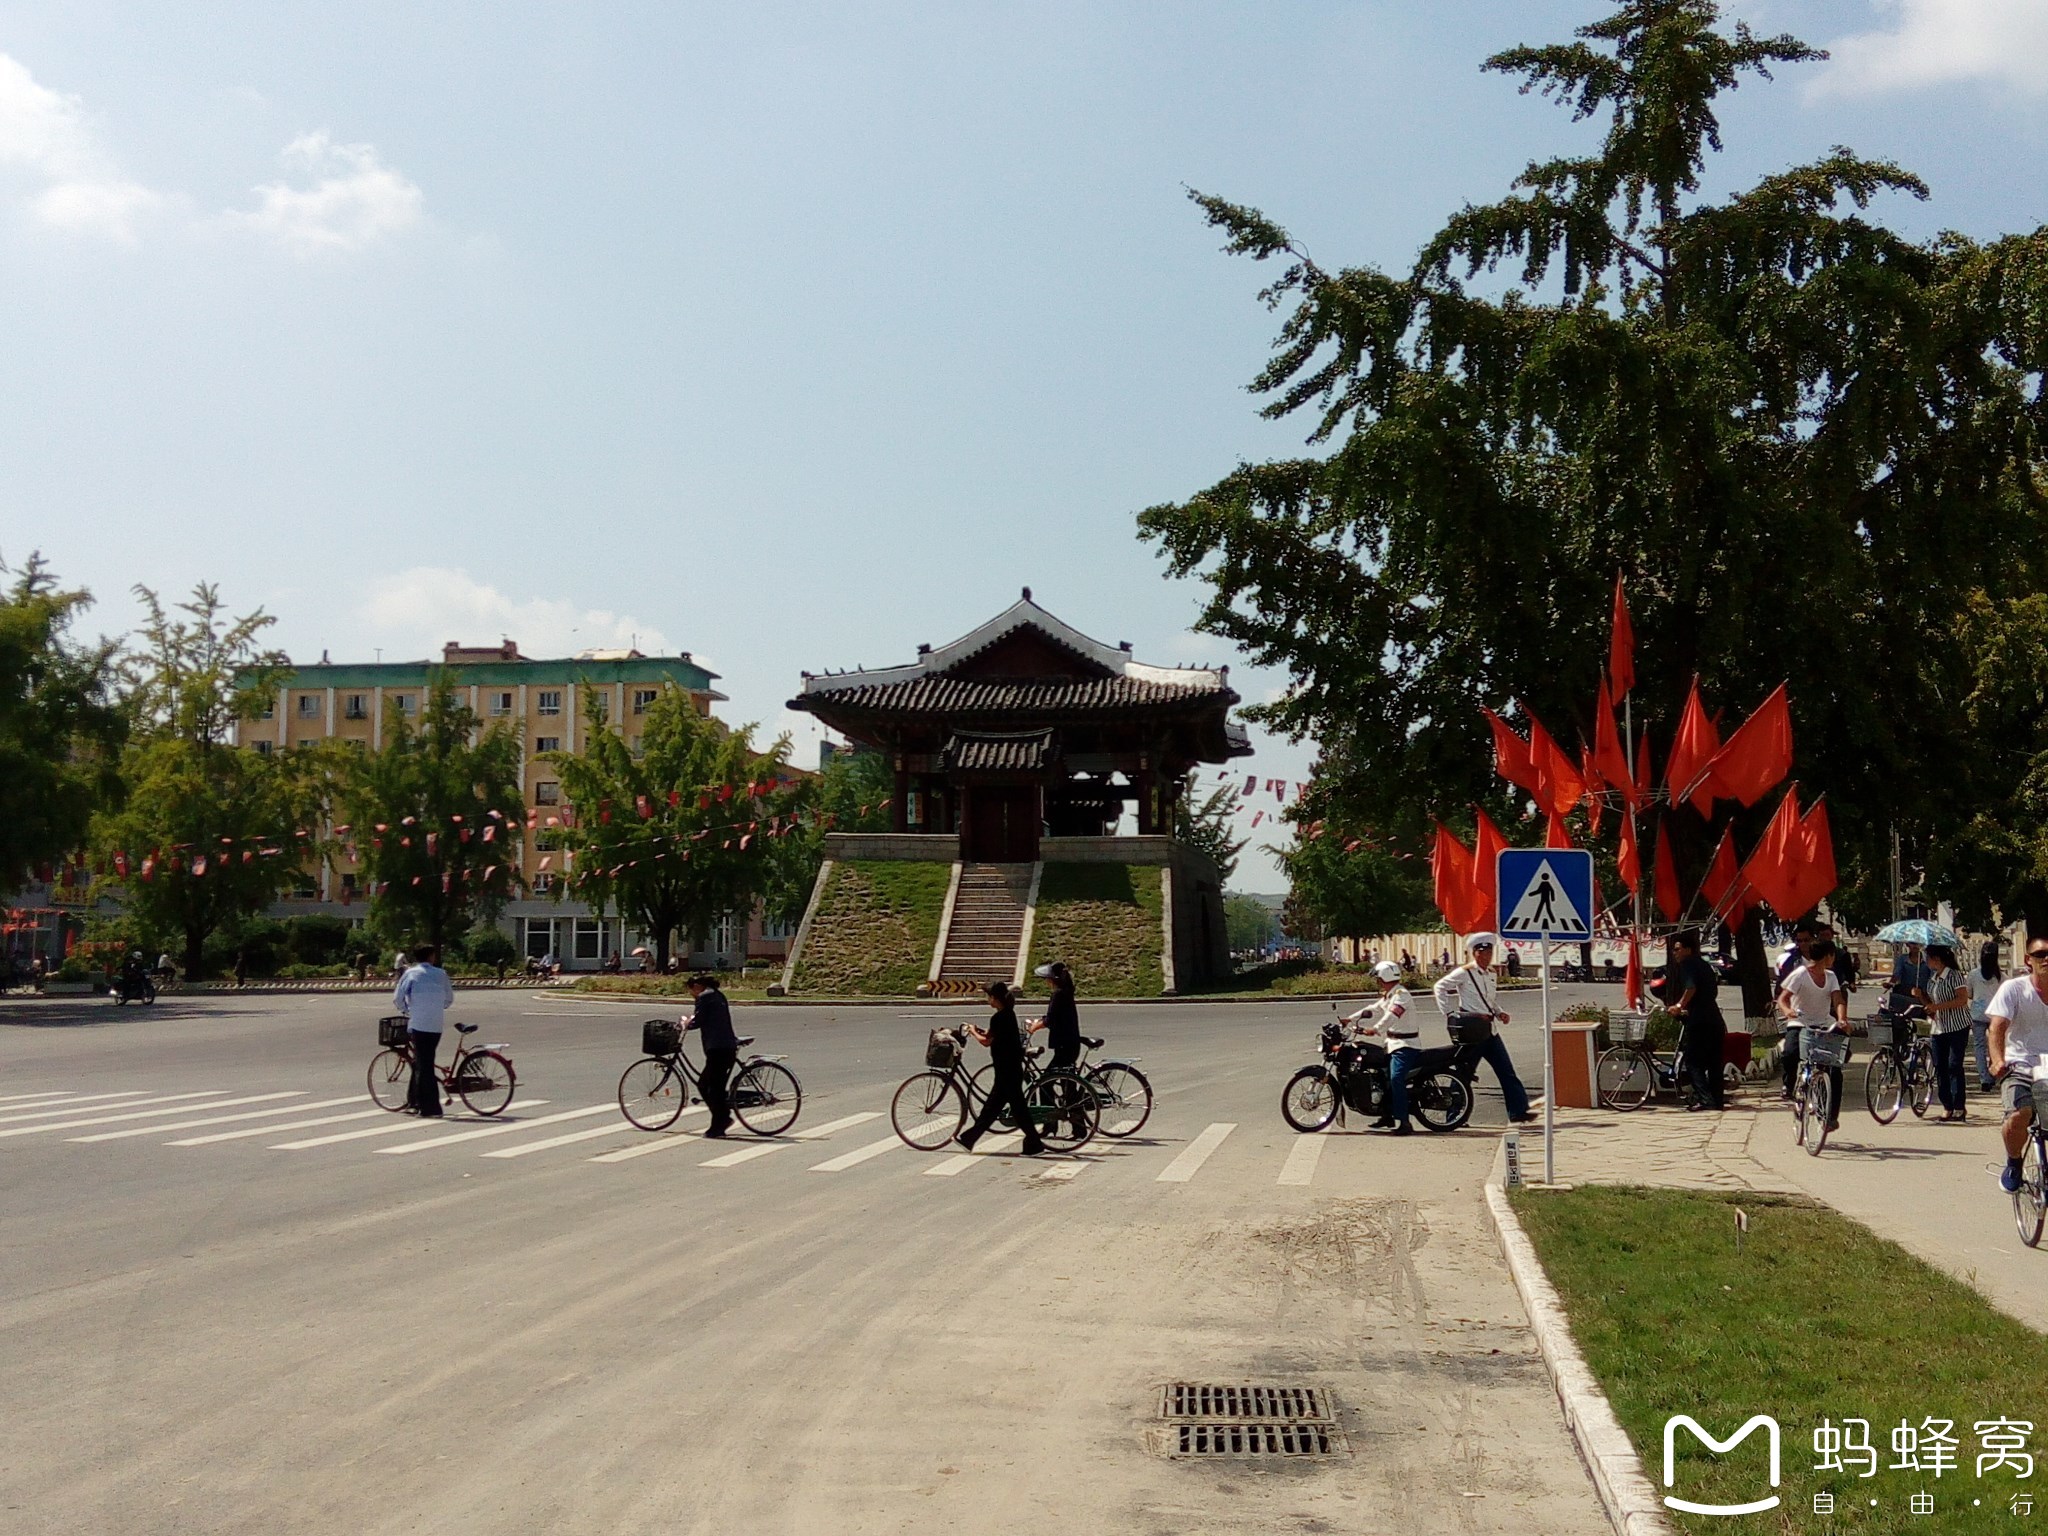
top-left (1373, 960), bottom-right (1404, 984)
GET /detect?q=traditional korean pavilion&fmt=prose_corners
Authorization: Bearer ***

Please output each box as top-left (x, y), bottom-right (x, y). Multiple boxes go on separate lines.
top-left (780, 594), bottom-right (1250, 995)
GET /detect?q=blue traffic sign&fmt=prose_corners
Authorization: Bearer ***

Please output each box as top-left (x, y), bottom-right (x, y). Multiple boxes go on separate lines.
top-left (1496, 848), bottom-right (1595, 939)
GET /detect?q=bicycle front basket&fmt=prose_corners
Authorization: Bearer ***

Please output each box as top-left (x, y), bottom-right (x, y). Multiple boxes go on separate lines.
top-left (378, 1016), bottom-right (411, 1048)
top-left (926, 1029), bottom-right (961, 1070)
top-left (1804, 1028), bottom-right (1851, 1068)
top-left (642, 1020), bottom-right (681, 1056)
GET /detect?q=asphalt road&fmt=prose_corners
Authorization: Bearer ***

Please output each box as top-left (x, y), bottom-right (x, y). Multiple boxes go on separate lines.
top-left (0, 989), bottom-right (1607, 1535)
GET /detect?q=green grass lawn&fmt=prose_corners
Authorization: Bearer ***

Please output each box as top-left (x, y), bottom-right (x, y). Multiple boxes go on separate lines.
top-left (1023, 862), bottom-right (1163, 997)
top-left (1511, 1186), bottom-right (2048, 1533)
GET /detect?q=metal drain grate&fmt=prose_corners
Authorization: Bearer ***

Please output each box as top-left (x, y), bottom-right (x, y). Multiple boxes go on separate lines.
top-left (1173, 1422), bottom-right (1344, 1457)
top-left (1162, 1384), bottom-right (1330, 1422)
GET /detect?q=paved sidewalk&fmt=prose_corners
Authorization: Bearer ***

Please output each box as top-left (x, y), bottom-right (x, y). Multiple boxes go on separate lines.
top-left (1536, 1078), bottom-right (2048, 1331)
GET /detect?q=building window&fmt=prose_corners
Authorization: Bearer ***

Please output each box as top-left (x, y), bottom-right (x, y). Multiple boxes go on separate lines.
top-left (341, 873), bottom-right (360, 901)
top-left (592, 693), bottom-right (610, 724)
top-left (537, 690), bottom-right (562, 716)
top-left (522, 918), bottom-right (555, 958)
top-left (253, 740), bottom-right (274, 756)
top-left (393, 694), bottom-right (415, 716)
top-left (531, 873), bottom-right (555, 894)
top-left (297, 694), bottom-right (321, 719)
top-left (258, 698), bottom-right (275, 720)
top-left (290, 876), bottom-right (318, 899)
top-left (761, 913), bottom-right (798, 942)
top-left (535, 736), bottom-right (561, 754)
top-left (633, 688), bottom-right (658, 714)
top-left (344, 694), bottom-right (367, 720)
top-left (712, 912), bottom-right (741, 957)
top-left (535, 781), bottom-right (560, 805)
top-left (491, 691), bottom-right (514, 716)
top-left (573, 918), bottom-right (604, 961)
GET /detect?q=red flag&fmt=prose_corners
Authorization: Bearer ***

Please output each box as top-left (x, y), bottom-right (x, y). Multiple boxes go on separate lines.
top-left (140, 854), bottom-right (156, 883)
top-left (667, 790), bottom-right (680, 808)
top-left (1482, 708), bottom-right (1538, 792)
top-left (1432, 823), bottom-right (1485, 933)
top-left (1608, 574), bottom-right (1635, 698)
top-left (192, 855), bottom-right (208, 878)
top-left (1706, 684), bottom-right (1793, 807)
top-left (1617, 813), bottom-right (1641, 894)
top-left (1579, 746), bottom-right (1604, 835)
top-left (113, 850), bottom-right (128, 878)
top-left (1653, 819), bottom-right (1683, 922)
top-left (1525, 711), bottom-right (1585, 816)
top-left (637, 795), bottom-right (651, 819)
top-left (1700, 825), bottom-right (1746, 924)
top-left (1545, 809), bottom-right (1572, 849)
top-left (1739, 787), bottom-right (1806, 918)
top-left (1591, 680), bottom-right (1634, 802)
top-left (1665, 679), bottom-right (1723, 813)
top-left (1624, 931), bottom-right (1644, 1011)
top-left (1786, 798), bottom-right (1839, 918)
top-left (1473, 807), bottom-right (1509, 930)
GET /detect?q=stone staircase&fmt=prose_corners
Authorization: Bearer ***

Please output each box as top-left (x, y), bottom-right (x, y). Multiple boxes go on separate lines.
top-left (936, 862), bottom-right (1034, 985)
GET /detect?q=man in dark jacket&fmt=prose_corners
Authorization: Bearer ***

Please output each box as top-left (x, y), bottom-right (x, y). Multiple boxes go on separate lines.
top-left (686, 974), bottom-right (739, 1138)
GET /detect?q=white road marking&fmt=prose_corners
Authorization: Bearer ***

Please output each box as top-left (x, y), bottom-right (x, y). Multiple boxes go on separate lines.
top-left (1156, 1122), bottom-right (1236, 1183)
top-left (0, 1091), bottom-right (85, 1107)
top-left (587, 1118), bottom-right (708, 1163)
top-left (702, 1112), bottom-right (886, 1167)
top-left (1278, 1134), bottom-right (1326, 1186)
top-left (791, 1112), bottom-right (882, 1140)
top-left (72, 1096), bottom-right (359, 1142)
top-left (0, 1091), bottom-right (174, 1125)
top-left (1038, 1159), bottom-right (1086, 1182)
top-left (0, 1093), bottom-right (288, 1140)
top-left (923, 1132), bottom-right (1020, 1176)
top-left (374, 1103), bottom-right (607, 1153)
top-left (480, 1121), bottom-right (643, 1159)
top-left (811, 1121), bottom-right (950, 1172)
top-left (700, 1142), bottom-right (785, 1167)
top-left (271, 1103), bottom-right (553, 1150)
top-left (173, 1107), bottom-right (387, 1145)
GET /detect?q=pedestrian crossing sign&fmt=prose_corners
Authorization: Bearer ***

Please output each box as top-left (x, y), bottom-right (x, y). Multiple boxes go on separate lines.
top-left (1496, 848), bottom-right (1594, 939)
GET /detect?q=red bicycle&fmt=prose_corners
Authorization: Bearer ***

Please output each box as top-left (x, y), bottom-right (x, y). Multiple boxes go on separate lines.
top-left (368, 1017), bottom-right (517, 1116)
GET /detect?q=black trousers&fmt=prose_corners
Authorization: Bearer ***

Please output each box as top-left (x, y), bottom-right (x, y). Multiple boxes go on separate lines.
top-left (408, 1029), bottom-right (442, 1116)
top-left (1681, 1020), bottom-right (1727, 1109)
top-left (1932, 1029), bottom-right (1969, 1113)
top-left (700, 1047), bottom-right (737, 1133)
top-left (966, 1056), bottom-right (1041, 1147)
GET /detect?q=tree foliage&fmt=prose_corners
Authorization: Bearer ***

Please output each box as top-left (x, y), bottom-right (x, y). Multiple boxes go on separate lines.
top-left (0, 555), bottom-right (125, 890)
top-left (1281, 834), bottom-right (1436, 945)
top-left (1223, 893), bottom-right (1278, 952)
top-left (758, 746), bottom-right (893, 929)
top-left (1139, 0), bottom-right (2048, 932)
top-left (1174, 781), bottom-right (1249, 884)
top-left (342, 679), bottom-right (525, 949)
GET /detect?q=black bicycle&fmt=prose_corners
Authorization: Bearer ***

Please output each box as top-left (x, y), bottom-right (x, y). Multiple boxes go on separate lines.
top-left (971, 1033), bottom-right (1152, 1139)
top-left (1864, 1001), bottom-right (1935, 1124)
top-left (617, 1019), bottom-right (802, 1135)
top-left (892, 1025), bottom-right (1099, 1152)
top-left (1282, 1019), bottom-right (1472, 1134)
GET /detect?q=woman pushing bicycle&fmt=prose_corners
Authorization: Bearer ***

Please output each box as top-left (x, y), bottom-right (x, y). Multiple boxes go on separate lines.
top-left (1028, 961), bottom-right (1082, 1071)
top-left (958, 981), bottom-right (1046, 1156)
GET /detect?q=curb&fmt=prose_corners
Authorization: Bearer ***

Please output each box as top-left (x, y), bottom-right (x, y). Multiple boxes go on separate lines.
top-left (1483, 1138), bottom-right (1674, 1536)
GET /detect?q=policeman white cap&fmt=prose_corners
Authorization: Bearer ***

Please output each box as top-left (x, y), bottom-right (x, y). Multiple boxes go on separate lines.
top-left (1465, 932), bottom-right (1499, 951)
top-left (1372, 960), bottom-right (1404, 983)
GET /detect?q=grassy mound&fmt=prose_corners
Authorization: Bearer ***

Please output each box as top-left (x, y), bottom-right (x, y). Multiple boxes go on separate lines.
top-left (790, 859), bottom-right (951, 996)
top-left (1024, 863), bottom-right (1164, 998)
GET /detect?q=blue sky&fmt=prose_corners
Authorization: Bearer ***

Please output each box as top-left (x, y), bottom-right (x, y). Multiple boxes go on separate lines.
top-left (4, 0), bottom-right (2044, 887)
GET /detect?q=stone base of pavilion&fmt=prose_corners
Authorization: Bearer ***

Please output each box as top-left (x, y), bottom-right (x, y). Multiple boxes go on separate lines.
top-left (778, 833), bottom-right (1228, 998)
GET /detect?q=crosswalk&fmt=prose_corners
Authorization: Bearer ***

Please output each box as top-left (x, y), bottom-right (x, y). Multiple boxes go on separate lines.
top-left (2, 1087), bottom-right (1434, 1190)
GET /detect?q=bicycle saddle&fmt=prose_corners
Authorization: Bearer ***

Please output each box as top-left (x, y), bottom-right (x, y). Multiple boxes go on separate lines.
top-left (735, 1035), bottom-right (755, 1049)
top-left (455, 1022), bottom-right (478, 1034)
top-left (1081, 1035), bottom-right (1104, 1050)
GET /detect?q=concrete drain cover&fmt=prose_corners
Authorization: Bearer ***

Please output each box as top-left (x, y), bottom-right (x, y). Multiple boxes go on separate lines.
top-left (1157, 1383), bottom-right (1348, 1458)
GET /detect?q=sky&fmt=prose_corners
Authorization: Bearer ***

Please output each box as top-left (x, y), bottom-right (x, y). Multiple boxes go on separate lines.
top-left (4, 0), bottom-right (2045, 889)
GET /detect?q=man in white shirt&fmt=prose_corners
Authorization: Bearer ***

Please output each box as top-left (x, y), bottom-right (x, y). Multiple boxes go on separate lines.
top-left (1347, 960), bottom-right (1423, 1134)
top-left (1987, 938), bottom-right (2048, 1192)
top-left (1777, 940), bottom-right (1849, 1130)
top-left (392, 943), bottom-right (455, 1117)
top-left (1433, 933), bottom-right (1533, 1123)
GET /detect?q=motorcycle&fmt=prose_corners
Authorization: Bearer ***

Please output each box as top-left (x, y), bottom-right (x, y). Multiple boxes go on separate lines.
top-left (111, 970), bottom-right (157, 1006)
top-left (1281, 1018), bottom-right (1472, 1134)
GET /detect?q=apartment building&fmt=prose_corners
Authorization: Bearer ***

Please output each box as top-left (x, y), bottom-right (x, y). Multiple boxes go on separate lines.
top-left (233, 639), bottom-right (781, 969)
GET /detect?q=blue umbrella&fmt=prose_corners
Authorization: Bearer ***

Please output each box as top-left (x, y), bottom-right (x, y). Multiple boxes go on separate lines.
top-left (1874, 919), bottom-right (1960, 948)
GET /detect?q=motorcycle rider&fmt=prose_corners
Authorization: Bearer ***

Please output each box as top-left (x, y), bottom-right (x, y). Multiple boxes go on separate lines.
top-left (1344, 960), bottom-right (1422, 1134)
top-left (117, 950), bottom-right (152, 1000)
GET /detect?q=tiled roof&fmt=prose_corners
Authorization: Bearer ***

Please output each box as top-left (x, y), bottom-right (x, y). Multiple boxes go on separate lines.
top-left (793, 675), bottom-right (1233, 715)
top-left (945, 730), bottom-right (1057, 772)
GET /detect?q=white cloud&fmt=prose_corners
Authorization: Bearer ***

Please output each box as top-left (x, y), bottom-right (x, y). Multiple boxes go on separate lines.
top-left (1816, 0), bottom-right (2048, 95)
top-left (228, 132), bottom-right (424, 255)
top-left (359, 568), bottom-right (675, 662)
top-left (0, 52), bottom-right (161, 239)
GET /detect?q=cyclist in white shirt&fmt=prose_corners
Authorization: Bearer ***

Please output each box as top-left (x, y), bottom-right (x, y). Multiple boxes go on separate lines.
top-left (1344, 960), bottom-right (1421, 1134)
top-left (1987, 939), bottom-right (2048, 1192)
top-left (1777, 939), bottom-right (1849, 1131)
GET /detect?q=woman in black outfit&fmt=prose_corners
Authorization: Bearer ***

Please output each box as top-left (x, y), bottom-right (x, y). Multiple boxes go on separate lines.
top-left (959, 980), bottom-right (1046, 1156)
top-left (1032, 961), bottom-right (1082, 1072)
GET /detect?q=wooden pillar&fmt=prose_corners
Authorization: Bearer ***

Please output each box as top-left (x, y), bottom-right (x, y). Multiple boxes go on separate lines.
top-left (893, 757), bottom-right (909, 833)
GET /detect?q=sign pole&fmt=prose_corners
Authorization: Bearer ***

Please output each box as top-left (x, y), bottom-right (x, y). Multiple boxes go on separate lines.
top-left (1541, 925), bottom-right (1555, 1185)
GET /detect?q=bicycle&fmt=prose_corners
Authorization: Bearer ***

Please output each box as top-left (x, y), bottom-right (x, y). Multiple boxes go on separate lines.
top-left (617, 1019), bottom-right (802, 1135)
top-left (2005, 1069), bottom-right (2048, 1247)
top-left (1596, 1011), bottom-right (1714, 1112)
top-left (368, 1016), bottom-right (517, 1116)
top-left (1864, 1002), bottom-right (1935, 1125)
top-left (1281, 1019), bottom-right (1472, 1134)
top-left (892, 1026), bottom-right (1099, 1152)
top-left (1792, 1022), bottom-right (1851, 1156)
top-left (971, 1033), bottom-right (1153, 1138)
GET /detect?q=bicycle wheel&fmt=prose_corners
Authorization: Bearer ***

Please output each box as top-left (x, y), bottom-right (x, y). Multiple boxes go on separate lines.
top-left (1804, 1068), bottom-right (1832, 1156)
top-left (731, 1060), bottom-right (802, 1137)
top-left (450, 1050), bottom-right (514, 1117)
top-left (368, 1048), bottom-right (412, 1111)
top-left (1909, 1052), bottom-right (1936, 1118)
top-left (2016, 1133), bottom-right (2047, 1248)
top-left (891, 1071), bottom-right (964, 1149)
top-left (1028, 1071), bottom-right (1099, 1152)
top-left (1086, 1062), bottom-right (1152, 1138)
top-left (1866, 1051), bottom-right (1903, 1124)
top-left (1793, 1070), bottom-right (1809, 1146)
top-left (1281, 1066), bottom-right (1339, 1133)
top-left (618, 1056), bottom-right (689, 1131)
top-left (1596, 1046), bottom-right (1654, 1111)
top-left (967, 1063), bottom-right (1017, 1129)
top-left (1412, 1070), bottom-right (1473, 1133)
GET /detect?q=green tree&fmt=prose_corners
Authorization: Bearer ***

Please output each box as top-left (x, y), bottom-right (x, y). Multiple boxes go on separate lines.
top-left (547, 688), bottom-right (805, 970)
top-left (93, 586), bottom-right (316, 979)
top-left (0, 555), bottom-right (125, 890)
top-left (1175, 782), bottom-right (1249, 884)
top-left (1223, 893), bottom-right (1278, 952)
top-left (1139, 0), bottom-right (2048, 959)
top-left (342, 678), bottom-right (525, 950)
top-left (757, 745), bottom-right (895, 929)
top-left (1281, 835), bottom-right (1435, 949)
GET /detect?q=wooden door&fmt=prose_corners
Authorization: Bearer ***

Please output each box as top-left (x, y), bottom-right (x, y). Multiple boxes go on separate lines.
top-left (965, 786), bottom-right (1040, 862)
